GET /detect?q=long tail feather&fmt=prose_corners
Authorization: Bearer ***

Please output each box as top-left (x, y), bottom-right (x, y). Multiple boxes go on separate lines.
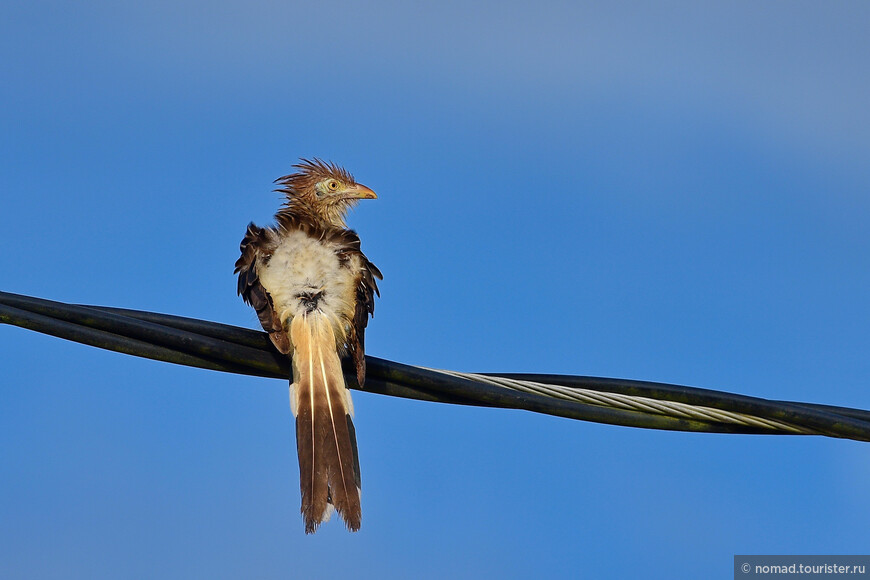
top-left (290, 312), bottom-right (362, 533)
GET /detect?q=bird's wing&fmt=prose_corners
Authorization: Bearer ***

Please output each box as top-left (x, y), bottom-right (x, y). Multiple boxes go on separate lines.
top-left (234, 223), bottom-right (291, 354)
top-left (351, 254), bottom-right (381, 387)
top-left (334, 230), bottom-right (382, 387)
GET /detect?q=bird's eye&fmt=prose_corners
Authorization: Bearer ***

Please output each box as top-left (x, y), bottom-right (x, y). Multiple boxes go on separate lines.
top-left (328, 180), bottom-right (339, 191)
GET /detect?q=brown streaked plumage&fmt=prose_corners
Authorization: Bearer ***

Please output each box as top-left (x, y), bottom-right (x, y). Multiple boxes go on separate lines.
top-left (234, 158), bottom-right (381, 533)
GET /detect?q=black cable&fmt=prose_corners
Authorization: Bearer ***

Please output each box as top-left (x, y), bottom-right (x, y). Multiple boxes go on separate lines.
top-left (493, 374), bottom-right (870, 441)
top-left (2, 290), bottom-right (869, 441)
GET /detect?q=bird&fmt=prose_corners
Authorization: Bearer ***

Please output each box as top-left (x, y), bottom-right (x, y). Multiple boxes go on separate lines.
top-left (234, 159), bottom-right (381, 533)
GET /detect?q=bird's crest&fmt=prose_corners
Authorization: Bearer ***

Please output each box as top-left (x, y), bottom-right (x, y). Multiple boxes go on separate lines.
top-left (275, 158), bottom-right (355, 195)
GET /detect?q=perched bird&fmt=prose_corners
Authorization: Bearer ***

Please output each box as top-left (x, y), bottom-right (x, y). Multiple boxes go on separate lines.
top-left (234, 159), bottom-right (381, 533)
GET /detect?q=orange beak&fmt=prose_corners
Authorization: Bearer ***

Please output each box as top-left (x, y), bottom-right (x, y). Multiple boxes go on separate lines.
top-left (346, 183), bottom-right (377, 199)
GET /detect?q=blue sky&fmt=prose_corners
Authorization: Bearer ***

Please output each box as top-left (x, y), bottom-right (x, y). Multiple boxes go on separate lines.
top-left (2, 1), bottom-right (869, 578)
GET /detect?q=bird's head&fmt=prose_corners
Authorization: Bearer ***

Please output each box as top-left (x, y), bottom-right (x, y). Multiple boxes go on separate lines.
top-left (275, 158), bottom-right (377, 228)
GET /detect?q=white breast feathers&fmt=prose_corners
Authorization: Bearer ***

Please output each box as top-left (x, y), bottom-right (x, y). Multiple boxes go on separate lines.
top-left (257, 229), bottom-right (360, 346)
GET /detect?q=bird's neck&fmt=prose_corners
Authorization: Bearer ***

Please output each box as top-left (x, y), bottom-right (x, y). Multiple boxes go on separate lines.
top-left (277, 198), bottom-right (348, 230)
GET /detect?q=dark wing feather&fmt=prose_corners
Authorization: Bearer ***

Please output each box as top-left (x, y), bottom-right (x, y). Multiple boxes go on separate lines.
top-left (350, 256), bottom-right (381, 386)
top-left (330, 229), bottom-right (381, 387)
top-left (352, 258), bottom-right (381, 387)
top-left (234, 223), bottom-right (291, 354)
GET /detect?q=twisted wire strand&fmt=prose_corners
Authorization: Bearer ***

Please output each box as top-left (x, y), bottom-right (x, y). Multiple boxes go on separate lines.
top-left (423, 368), bottom-right (816, 434)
